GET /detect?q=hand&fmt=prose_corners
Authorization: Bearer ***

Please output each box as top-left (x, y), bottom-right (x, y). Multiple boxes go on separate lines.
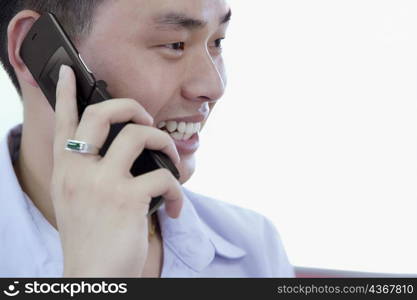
top-left (51, 65), bottom-right (183, 277)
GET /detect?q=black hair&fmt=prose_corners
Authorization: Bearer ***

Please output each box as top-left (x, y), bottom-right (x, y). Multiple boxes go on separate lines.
top-left (0, 0), bottom-right (104, 96)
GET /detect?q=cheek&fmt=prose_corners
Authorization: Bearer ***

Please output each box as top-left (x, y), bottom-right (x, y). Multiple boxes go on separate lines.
top-left (82, 45), bottom-right (180, 116)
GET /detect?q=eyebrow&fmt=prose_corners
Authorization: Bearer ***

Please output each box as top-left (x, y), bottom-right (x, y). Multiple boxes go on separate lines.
top-left (153, 8), bottom-right (232, 31)
top-left (221, 9), bottom-right (232, 25)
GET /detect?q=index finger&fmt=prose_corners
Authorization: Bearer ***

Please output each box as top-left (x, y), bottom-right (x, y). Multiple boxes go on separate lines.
top-left (53, 65), bottom-right (79, 160)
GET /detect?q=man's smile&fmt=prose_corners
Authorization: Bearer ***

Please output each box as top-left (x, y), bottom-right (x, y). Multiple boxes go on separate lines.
top-left (156, 114), bottom-right (206, 154)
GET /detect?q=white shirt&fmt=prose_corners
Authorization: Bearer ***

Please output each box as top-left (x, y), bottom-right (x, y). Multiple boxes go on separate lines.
top-left (0, 125), bottom-right (294, 277)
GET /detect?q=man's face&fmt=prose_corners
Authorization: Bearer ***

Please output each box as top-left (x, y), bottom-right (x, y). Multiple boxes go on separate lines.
top-left (77, 0), bottom-right (230, 183)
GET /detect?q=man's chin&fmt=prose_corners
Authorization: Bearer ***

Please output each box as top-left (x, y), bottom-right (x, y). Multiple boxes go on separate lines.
top-left (177, 154), bottom-right (196, 185)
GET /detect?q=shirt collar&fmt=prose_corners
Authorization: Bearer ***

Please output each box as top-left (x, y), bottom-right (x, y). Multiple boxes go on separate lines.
top-left (0, 125), bottom-right (64, 276)
top-left (0, 124), bottom-right (28, 220)
top-left (157, 188), bottom-right (246, 272)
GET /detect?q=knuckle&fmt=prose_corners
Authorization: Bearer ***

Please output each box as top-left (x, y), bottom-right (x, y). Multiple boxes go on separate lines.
top-left (124, 123), bottom-right (139, 133)
top-left (59, 172), bottom-right (81, 200)
top-left (59, 166), bottom-right (104, 200)
top-left (82, 105), bottom-right (99, 122)
top-left (82, 105), bottom-right (99, 119)
top-left (89, 172), bottom-right (118, 202)
top-left (114, 181), bottom-right (149, 211)
top-left (122, 123), bottom-right (142, 138)
top-left (82, 105), bottom-right (107, 128)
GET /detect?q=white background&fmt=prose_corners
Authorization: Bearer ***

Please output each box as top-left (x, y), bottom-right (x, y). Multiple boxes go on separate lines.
top-left (1, 0), bottom-right (416, 274)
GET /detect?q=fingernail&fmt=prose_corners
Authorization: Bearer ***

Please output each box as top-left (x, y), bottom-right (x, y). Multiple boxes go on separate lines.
top-left (59, 65), bottom-right (68, 80)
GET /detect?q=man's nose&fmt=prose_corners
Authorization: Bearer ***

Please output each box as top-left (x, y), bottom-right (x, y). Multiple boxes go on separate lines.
top-left (181, 52), bottom-right (225, 103)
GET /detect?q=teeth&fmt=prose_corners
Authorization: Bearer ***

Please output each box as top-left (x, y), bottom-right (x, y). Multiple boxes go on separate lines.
top-left (185, 123), bottom-right (194, 134)
top-left (194, 123), bottom-right (201, 132)
top-left (157, 121), bottom-right (166, 129)
top-left (183, 132), bottom-right (193, 140)
top-left (177, 121), bottom-right (186, 133)
top-left (166, 121), bottom-right (178, 133)
top-left (157, 120), bottom-right (202, 141)
top-left (171, 131), bottom-right (184, 141)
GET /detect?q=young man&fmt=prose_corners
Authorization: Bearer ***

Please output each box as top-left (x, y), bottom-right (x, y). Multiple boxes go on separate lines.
top-left (0, 0), bottom-right (294, 277)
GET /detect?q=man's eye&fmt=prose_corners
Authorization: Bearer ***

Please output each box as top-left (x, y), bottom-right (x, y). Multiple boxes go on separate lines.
top-left (214, 38), bottom-right (225, 48)
top-left (165, 42), bottom-right (185, 51)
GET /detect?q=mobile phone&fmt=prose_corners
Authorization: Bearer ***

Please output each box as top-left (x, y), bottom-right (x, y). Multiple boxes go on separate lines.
top-left (20, 12), bottom-right (180, 216)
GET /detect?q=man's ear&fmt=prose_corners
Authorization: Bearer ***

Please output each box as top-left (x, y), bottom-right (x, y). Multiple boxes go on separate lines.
top-left (7, 10), bottom-right (41, 88)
